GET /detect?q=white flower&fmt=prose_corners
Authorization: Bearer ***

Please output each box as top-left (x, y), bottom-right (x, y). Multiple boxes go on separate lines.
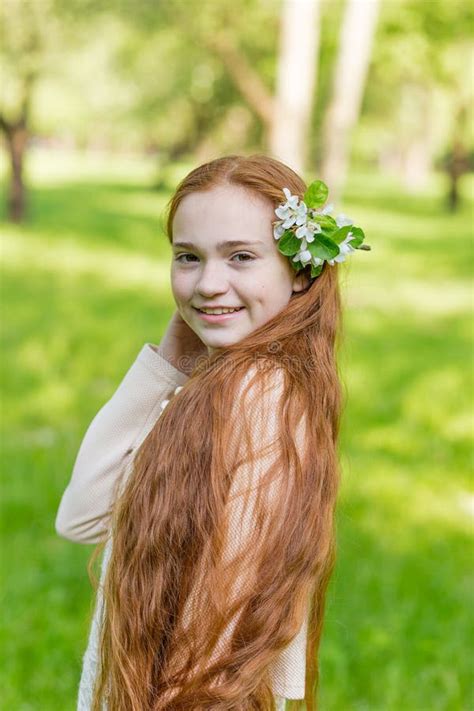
top-left (293, 249), bottom-right (312, 265)
top-left (295, 220), bottom-right (321, 242)
top-left (275, 203), bottom-right (292, 222)
top-left (311, 255), bottom-right (324, 267)
top-left (335, 213), bottom-right (353, 227)
top-left (328, 232), bottom-right (355, 265)
top-left (319, 202), bottom-right (334, 215)
top-left (279, 212), bottom-right (298, 229)
top-left (282, 187), bottom-right (299, 209)
top-left (294, 202), bottom-right (307, 224)
top-left (160, 399), bottom-right (170, 411)
top-left (273, 222), bottom-right (286, 240)
top-left (275, 191), bottom-right (307, 230)
top-left (174, 385), bottom-right (183, 395)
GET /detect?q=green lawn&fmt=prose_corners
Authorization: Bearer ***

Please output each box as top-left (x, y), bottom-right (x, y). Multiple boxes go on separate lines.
top-left (1, 148), bottom-right (472, 710)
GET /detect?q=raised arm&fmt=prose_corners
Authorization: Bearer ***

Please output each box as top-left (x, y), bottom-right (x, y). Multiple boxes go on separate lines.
top-left (55, 344), bottom-right (189, 545)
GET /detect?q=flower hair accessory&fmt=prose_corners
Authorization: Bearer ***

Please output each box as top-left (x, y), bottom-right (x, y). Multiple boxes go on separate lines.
top-left (273, 180), bottom-right (371, 278)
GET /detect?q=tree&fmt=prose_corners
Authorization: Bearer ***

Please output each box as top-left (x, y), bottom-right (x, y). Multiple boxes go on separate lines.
top-left (0, 0), bottom-right (48, 221)
top-left (163, 0), bottom-right (321, 172)
top-left (270, 0), bottom-right (321, 175)
top-left (361, 0), bottom-right (473, 203)
top-left (319, 0), bottom-right (380, 200)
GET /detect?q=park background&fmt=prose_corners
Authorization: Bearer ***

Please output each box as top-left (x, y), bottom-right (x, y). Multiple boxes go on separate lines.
top-left (1, 0), bottom-right (472, 709)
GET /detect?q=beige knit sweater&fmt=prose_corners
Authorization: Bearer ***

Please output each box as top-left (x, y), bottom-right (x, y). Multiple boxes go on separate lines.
top-left (56, 343), bottom-right (307, 704)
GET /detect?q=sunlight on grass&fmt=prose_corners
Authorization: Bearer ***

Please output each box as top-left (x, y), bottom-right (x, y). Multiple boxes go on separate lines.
top-left (346, 271), bottom-right (471, 315)
top-left (1, 150), bottom-right (472, 710)
top-left (2, 229), bottom-right (171, 293)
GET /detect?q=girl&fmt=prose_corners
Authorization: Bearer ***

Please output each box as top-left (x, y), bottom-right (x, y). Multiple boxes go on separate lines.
top-left (56, 154), bottom-right (361, 710)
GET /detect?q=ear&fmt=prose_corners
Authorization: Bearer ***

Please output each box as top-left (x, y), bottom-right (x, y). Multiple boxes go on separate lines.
top-left (291, 270), bottom-right (311, 293)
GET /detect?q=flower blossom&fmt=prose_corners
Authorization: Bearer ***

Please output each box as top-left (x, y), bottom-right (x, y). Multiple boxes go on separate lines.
top-left (311, 202), bottom-right (334, 216)
top-left (335, 213), bottom-right (353, 228)
top-left (293, 250), bottom-right (324, 268)
top-left (295, 220), bottom-right (321, 243)
top-left (327, 232), bottom-right (356, 265)
top-left (273, 187), bottom-right (307, 237)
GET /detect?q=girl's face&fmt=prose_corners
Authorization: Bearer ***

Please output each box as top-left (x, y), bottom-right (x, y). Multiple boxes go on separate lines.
top-left (171, 183), bottom-right (308, 354)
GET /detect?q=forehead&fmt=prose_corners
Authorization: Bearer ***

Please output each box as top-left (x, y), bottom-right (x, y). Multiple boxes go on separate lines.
top-left (172, 184), bottom-right (275, 242)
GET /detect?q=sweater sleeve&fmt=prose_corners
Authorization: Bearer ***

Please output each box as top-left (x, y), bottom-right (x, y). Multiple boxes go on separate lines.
top-left (55, 343), bottom-right (189, 545)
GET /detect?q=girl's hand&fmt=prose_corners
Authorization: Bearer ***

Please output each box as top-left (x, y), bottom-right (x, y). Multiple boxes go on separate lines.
top-left (155, 310), bottom-right (208, 376)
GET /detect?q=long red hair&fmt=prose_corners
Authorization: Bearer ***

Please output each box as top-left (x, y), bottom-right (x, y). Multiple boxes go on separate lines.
top-left (91, 154), bottom-right (344, 710)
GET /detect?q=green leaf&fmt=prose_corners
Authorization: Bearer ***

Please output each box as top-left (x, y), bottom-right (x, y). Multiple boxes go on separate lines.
top-left (313, 214), bottom-right (337, 231)
top-left (332, 225), bottom-right (353, 244)
top-left (348, 226), bottom-right (365, 248)
top-left (277, 230), bottom-right (301, 256)
top-left (303, 180), bottom-right (328, 209)
top-left (308, 234), bottom-right (340, 261)
top-left (310, 263), bottom-right (323, 278)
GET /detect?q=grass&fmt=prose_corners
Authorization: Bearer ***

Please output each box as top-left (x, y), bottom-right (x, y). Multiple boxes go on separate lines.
top-left (1, 147), bottom-right (472, 710)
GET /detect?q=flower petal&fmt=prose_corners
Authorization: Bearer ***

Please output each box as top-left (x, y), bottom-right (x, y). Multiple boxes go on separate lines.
top-left (275, 205), bottom-right (290, 220)
top-left (307, 221), bottom-right (321, 233)
top-left (273, 223), bottom-right (286, 239)
top-left (335, 213), bottom-right (353, 227)
top-left (320, 202), bottom-right (334, 215)
top-left (282, 215), bottom-right (296, 228)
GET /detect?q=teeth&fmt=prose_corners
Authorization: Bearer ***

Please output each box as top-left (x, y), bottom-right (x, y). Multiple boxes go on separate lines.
top-left (200, 307), bottom-right (241, 314)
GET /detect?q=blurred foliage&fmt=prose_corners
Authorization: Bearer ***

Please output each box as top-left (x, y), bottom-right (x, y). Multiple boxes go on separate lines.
top-left (0, 149), bottom-right (472, 709)
top-left (1, 0), bottom-right (472, 164)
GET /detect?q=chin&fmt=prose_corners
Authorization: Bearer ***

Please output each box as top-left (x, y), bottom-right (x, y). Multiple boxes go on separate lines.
top-left (204, 334), bottom-right (241, 351)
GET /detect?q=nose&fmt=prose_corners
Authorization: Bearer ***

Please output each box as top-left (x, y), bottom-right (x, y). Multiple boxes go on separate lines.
top-left (195, 260), bottom-right (229, 297)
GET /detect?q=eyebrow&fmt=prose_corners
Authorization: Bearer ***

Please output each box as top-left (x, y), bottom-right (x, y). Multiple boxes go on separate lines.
top-left (172, 240), bottom-right (265, 251)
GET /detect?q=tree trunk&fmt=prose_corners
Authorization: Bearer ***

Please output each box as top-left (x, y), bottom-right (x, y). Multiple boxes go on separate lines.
top-left (319, 0), bottom-right (380, 201)
top-left (446, 137), bottom-right (471, 212)
top-left (445, 103), bottom-right (471, 212)
top-left (270, 0), bottom-right (321, 175)
top-left (204, 33), bottom-right (274, 131)
top-left (2, 119), bottom-right (27, 222)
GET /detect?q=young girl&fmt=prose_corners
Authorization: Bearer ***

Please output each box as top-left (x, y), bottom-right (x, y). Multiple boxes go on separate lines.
top-left (56, 154), bottom-right (368, 710)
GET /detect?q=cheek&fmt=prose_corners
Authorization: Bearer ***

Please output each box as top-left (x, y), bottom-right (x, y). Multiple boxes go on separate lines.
top-left (171, 271), bottom-right (191, 301)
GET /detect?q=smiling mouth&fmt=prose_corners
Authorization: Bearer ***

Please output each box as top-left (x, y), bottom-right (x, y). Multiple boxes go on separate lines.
top-left (193, 307), bottom-right (246, 321)
top-left (194, 307), bottom-right (245, 314)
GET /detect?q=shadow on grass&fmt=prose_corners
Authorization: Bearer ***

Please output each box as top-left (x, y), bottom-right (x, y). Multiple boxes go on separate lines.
top-left (319, 502), bottom-right (471, 710)
top-left (0, 180), bottom-right (172, 258)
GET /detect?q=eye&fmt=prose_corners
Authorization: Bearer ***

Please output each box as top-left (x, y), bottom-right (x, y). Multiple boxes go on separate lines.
top-left (175, 253), bottom-right (198, 263)
top-left (231, 252), bottom-right (255, 263)
top-left (175, 252), bottom-right (255, 264)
